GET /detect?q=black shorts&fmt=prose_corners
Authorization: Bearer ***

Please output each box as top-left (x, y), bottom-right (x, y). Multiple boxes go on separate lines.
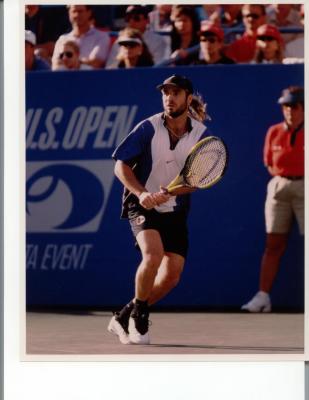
top-left (128, 208), bottom-right (189, 258)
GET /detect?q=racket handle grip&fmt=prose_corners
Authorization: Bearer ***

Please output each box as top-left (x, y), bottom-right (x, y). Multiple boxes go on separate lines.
top-left (160, 186), bottom-right (169, 195)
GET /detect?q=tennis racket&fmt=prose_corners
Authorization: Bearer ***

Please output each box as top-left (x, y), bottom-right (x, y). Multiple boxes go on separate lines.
top-left (163, 136), bottom-right (228, 194)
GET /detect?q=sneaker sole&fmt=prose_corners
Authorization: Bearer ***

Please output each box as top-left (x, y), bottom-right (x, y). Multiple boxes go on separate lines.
top-left (241, 306), bottom-right (272, 313)
top-left (129, 335), bottom-right (150, 345)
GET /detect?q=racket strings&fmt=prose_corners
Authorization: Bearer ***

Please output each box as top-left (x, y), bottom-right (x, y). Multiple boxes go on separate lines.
top-left (184, 139), bottom-right (227, 187)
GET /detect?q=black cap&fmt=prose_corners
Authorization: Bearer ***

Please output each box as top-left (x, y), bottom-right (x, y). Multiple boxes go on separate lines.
top-left (125, 5), bottom-right (148, 17)
top-left (157, 75), bottom-right (193, 94)
top-left (278, 87), bottom-right (304, 105)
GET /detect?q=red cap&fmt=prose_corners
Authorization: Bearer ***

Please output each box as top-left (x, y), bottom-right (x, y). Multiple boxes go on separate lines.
top-left (200, 21), bottom-right (224, 41)
top-left (257, 24), bottom-right (283, 43)
top-left (300, 5), bottom-right (304, 17)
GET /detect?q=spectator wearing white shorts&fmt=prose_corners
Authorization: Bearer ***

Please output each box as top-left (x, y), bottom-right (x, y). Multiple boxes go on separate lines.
top-left (242, 86), bottom-right (304, 312)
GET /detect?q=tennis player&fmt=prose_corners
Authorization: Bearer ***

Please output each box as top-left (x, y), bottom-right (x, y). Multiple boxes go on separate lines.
top-left (108, 75), bottom-right (209, 344)
top-left (242, 86), bottom-right (304, 312)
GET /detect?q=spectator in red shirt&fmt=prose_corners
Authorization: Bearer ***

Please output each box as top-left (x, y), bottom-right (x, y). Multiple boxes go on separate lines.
top-left (242, 86), bottom-right (304, 312)
top-left (224, 4), bottom-right (266, 63)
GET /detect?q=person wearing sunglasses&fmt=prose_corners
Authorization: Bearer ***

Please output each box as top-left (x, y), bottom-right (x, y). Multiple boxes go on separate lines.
top-left (192, 21), bottom-right (235, 65)
top-left (52, 5), bottom-right (110, 69)
top-left (242, 87), bottom-right (304, 313)
top-left (52, 40), bottom-right (92, 70)
top-left (225, 4), bottom-right (266, 63)
top-left (108, 28), bottom-right (154, 69)
top-left (253, 24), bottom-right (284, 64)
top-left (106, 5), bottom-right (168, 68)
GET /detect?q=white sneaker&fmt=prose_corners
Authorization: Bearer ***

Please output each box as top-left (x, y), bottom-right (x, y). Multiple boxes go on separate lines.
top-left (107, 316), bottom-right (131, 344)
top-left (241, 291), bottom-right (272, 312)
top-left (129, 317), bottom-right (150, 345)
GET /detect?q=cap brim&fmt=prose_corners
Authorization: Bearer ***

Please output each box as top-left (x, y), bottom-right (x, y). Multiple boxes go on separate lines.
top-left (156, 83), bottom-right (180, 91)
top-left (118, 38), bottom-right (142, 45)
top-left (278, 93), bottom-right (304, 104)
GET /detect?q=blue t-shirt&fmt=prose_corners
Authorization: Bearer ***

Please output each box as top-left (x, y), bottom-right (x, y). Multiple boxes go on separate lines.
top-left (32, 56), bottom-right (50, 71)
top-left (112, 112), bottom-right (208, 217)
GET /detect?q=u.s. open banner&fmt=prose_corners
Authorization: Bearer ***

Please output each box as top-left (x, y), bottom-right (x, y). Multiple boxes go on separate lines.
top-left (26, 65), bottom-right (304, 309)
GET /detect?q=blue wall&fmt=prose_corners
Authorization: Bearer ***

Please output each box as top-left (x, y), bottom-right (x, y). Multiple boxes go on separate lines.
top-left (26, 64), bottom-right (304, 310)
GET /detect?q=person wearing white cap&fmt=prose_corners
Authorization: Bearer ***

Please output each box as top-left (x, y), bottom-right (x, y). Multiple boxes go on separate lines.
top-left (107, 27), bottom-right (153, 69)
top-left (25, 30), bottom-right (50, 71)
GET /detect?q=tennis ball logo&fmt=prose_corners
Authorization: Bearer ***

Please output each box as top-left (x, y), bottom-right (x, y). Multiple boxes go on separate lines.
top-left (26, 160), bottom-right (115, 233)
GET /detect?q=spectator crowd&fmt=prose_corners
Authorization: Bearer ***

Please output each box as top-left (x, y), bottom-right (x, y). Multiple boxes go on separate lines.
top-left (25, 4), bottom-right (304, 71)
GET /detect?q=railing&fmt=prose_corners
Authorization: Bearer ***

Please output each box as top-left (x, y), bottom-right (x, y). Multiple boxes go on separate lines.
top-left (108, 26), bottom-right (304, 38)
top-left (153, 26), bottom-right (304, 67)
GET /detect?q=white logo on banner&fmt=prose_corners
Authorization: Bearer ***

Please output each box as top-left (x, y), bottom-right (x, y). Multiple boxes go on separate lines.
top-left (26, 160), bottom-right (115, 233)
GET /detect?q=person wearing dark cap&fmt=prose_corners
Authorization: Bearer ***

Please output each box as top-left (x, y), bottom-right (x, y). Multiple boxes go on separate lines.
top-left (242, 86), bottom-right (304, 312)
top-left (106, 5), bottom-right (168, 67)
top-left (193, 21), bottom-right (235, 65)
top-left (108, 75), bottom-right (210, 344)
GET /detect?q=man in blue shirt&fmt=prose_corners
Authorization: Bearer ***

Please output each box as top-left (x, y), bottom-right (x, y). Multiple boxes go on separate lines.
top-left (25, 30), bottom-right (50, 71)
top-left (108, 75), bottom-right (209, 345)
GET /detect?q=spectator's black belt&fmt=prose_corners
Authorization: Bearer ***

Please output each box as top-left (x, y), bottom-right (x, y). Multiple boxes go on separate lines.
top-left (280, 176), bottom-right (304, 180)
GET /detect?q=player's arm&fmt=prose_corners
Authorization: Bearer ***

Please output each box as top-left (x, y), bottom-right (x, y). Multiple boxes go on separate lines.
top-left (114, 160), bottom-right (170, 209)
top-left (263, 127), bottom-right (276, 176)
top-left (114, 160), bottom-right (146, 199)
top-left (79, 57), bottom-right (105, 69)
top-left (266, 166), bottom-right (276, 175)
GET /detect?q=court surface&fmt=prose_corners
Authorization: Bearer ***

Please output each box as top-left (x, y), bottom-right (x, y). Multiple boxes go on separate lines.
top-left (26, 310), bottom-right (304, 356)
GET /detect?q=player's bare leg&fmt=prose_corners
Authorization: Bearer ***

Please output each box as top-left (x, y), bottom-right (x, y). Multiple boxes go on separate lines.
top-left (241, 233), bottom-right (288, 312)
top-left (108, 229), bottom-right (163, 344)
top-left (148, 252), bottom-right (185, 305)
top-left (135, 229), bottom-right (165, 300)
top-left (129, 229), bottom-right (164, 344)
top-left (259, 233), bottom-right (289, 292)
